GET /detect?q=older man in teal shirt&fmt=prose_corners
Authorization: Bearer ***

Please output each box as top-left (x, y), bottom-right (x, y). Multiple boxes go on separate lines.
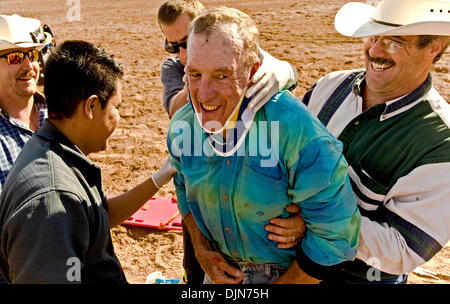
top-left (167, 7), bottom-right (360, 284)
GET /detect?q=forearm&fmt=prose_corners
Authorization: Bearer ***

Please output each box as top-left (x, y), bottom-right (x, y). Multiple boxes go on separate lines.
top-left (107, 176), bottom-right (159, 227)
top-left (183, 213), bottom-right (243, 283)
top-left (183, 213), bottom-right (213, 257)
top-left (108, 157), bottom-right (176, 227)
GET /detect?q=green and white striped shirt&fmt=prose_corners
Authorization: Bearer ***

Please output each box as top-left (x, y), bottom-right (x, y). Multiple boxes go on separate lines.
top-left (303, 69), bottom-right (450, 277)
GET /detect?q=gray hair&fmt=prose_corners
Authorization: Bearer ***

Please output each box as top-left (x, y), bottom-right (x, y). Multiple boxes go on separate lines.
top-left (188, 6), bottom-right (260, 67)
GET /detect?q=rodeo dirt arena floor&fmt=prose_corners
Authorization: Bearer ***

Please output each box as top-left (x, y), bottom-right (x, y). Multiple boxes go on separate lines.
top-left (1, 0), bottom-right (449, 286)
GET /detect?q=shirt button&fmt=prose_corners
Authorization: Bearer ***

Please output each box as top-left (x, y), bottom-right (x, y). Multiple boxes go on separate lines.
top-left (223, 195), bottom-right (228, 200)
top-left (354, 120), bottom-right (360, 126)
top-left (225, 226), bottom-right (230, 231)
top-left (226, 160), bottom-right (231, 166)
top-left (232, 251), bottom-right (238, 257)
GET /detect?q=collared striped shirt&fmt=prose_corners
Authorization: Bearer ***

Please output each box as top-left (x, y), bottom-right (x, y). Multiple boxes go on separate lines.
top-left (0, 93), bottom-right (47, 192)
top-left (303, 69), bottom-right (450, 276)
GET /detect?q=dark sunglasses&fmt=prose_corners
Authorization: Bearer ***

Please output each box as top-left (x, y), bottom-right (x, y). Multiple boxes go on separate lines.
top-left (0, 50), bottom-right (39, 65)
top-left (164, 38), bottom-right (187, 54)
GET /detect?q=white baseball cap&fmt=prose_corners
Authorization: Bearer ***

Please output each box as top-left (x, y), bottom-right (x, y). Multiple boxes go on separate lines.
top-left (334, 0), bottom-right (450, 37)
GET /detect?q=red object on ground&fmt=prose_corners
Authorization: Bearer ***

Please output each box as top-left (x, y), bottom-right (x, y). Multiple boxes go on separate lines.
top-left (122, 197), bottom-right (182, 231)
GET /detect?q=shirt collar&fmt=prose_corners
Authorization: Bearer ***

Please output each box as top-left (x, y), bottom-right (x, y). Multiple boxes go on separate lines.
top-left (42, 118), bottom-right (95, 155)
top-left (352, 72), bottom-right (433, 121)
top-left (352, 71), bottom-right (366, 97)
top-left (36, 119), bottom-right (105, 195)
top-left (36, 119), bottom-right (102, 178)
top-left (382, 74), bottom-right (432, 119)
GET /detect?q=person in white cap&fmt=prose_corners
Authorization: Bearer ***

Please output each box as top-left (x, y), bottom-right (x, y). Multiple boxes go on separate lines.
top-left (301, 0), bottom-right (450, 284)
top-left (0, 14), bottom-right (52, 284)
top-left (0, 14), bottom-right (53, 193)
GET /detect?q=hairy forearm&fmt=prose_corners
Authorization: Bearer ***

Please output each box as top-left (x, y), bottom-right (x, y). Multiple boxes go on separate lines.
top-left (183, 213), bottom-right (213, 256)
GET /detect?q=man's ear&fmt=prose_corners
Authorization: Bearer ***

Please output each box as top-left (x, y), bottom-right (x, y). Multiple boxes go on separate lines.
top-left (84, 95), bottom-right (100, 120)
top-left (429, 39), bottom-right (447, 62)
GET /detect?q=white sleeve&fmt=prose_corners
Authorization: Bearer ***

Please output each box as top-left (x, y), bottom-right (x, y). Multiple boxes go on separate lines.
top-left (356, 163), bottom-right (450, 274)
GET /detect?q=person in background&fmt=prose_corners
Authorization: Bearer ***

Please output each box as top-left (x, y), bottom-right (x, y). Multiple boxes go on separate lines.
top-left (0, 14), bottom-right (52, 192)
top-left (0, 13), bottom-right (55, 284)
top-left (158, 0), bottom-right (298, 118)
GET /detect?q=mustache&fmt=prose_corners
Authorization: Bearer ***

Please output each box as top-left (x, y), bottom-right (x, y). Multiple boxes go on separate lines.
top-left (18, 70), bottom-right (37, 79)
top-left (366, 51), bottom-right (395, 66)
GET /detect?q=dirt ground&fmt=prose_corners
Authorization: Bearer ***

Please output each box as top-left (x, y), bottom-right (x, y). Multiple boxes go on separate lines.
top-left (3, 0), bottom-right (449, 284)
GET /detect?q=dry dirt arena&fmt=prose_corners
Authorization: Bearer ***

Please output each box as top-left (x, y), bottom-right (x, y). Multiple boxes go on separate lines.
top-left (3, 0), bottom-right (449, 284)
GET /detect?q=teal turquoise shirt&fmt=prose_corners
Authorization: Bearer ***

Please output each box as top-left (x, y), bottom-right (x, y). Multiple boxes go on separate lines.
top-left (167, 90), bottom-right (360, 270)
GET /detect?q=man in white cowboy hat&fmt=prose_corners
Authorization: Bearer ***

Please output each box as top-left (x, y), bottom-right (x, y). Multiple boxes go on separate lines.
top-left (301, 0), bottom-right (450, 283)
top-left (0, 14), bottom-right (53, 192)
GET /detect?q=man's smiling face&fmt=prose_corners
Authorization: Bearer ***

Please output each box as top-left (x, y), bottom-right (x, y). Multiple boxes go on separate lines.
top-left (186, 25), bottom-right (253, 132)
top-left (363, 35), bottom-right (434, 100)
top-left (0, 48), bottom-right (40, 101)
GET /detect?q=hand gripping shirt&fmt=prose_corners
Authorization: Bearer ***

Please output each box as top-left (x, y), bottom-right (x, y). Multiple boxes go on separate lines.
top-left (302, 69), bottom-right (450, 277)
top-left (167, 90), bottom-right (360, 275)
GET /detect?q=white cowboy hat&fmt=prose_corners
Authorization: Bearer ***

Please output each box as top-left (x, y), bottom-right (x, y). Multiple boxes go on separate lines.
top-left (0, 14), bottom-right (53, 52)
top-left (334, 0), bottom-right (450, 37)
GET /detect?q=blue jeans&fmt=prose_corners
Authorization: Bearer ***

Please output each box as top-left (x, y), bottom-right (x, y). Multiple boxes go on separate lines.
top-left (203, 257), bottom-right (288, 284)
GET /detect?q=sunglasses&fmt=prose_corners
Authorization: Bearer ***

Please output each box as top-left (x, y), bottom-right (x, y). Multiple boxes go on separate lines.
top-left (164, 38), bottom-right (187, 54)
top-left (0, 50), bottom-right (40, 65)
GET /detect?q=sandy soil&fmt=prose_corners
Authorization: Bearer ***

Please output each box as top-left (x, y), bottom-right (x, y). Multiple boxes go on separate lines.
top-left (2, 0), bottom-right (449, 284)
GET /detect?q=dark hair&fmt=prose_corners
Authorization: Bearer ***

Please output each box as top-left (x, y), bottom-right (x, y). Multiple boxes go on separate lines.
top-left (158, 0), bottom-right (205, 25)
top-left (44, 40), bottom-right (123, 119)
top-left (417, 35), bottom-right (449, 64)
